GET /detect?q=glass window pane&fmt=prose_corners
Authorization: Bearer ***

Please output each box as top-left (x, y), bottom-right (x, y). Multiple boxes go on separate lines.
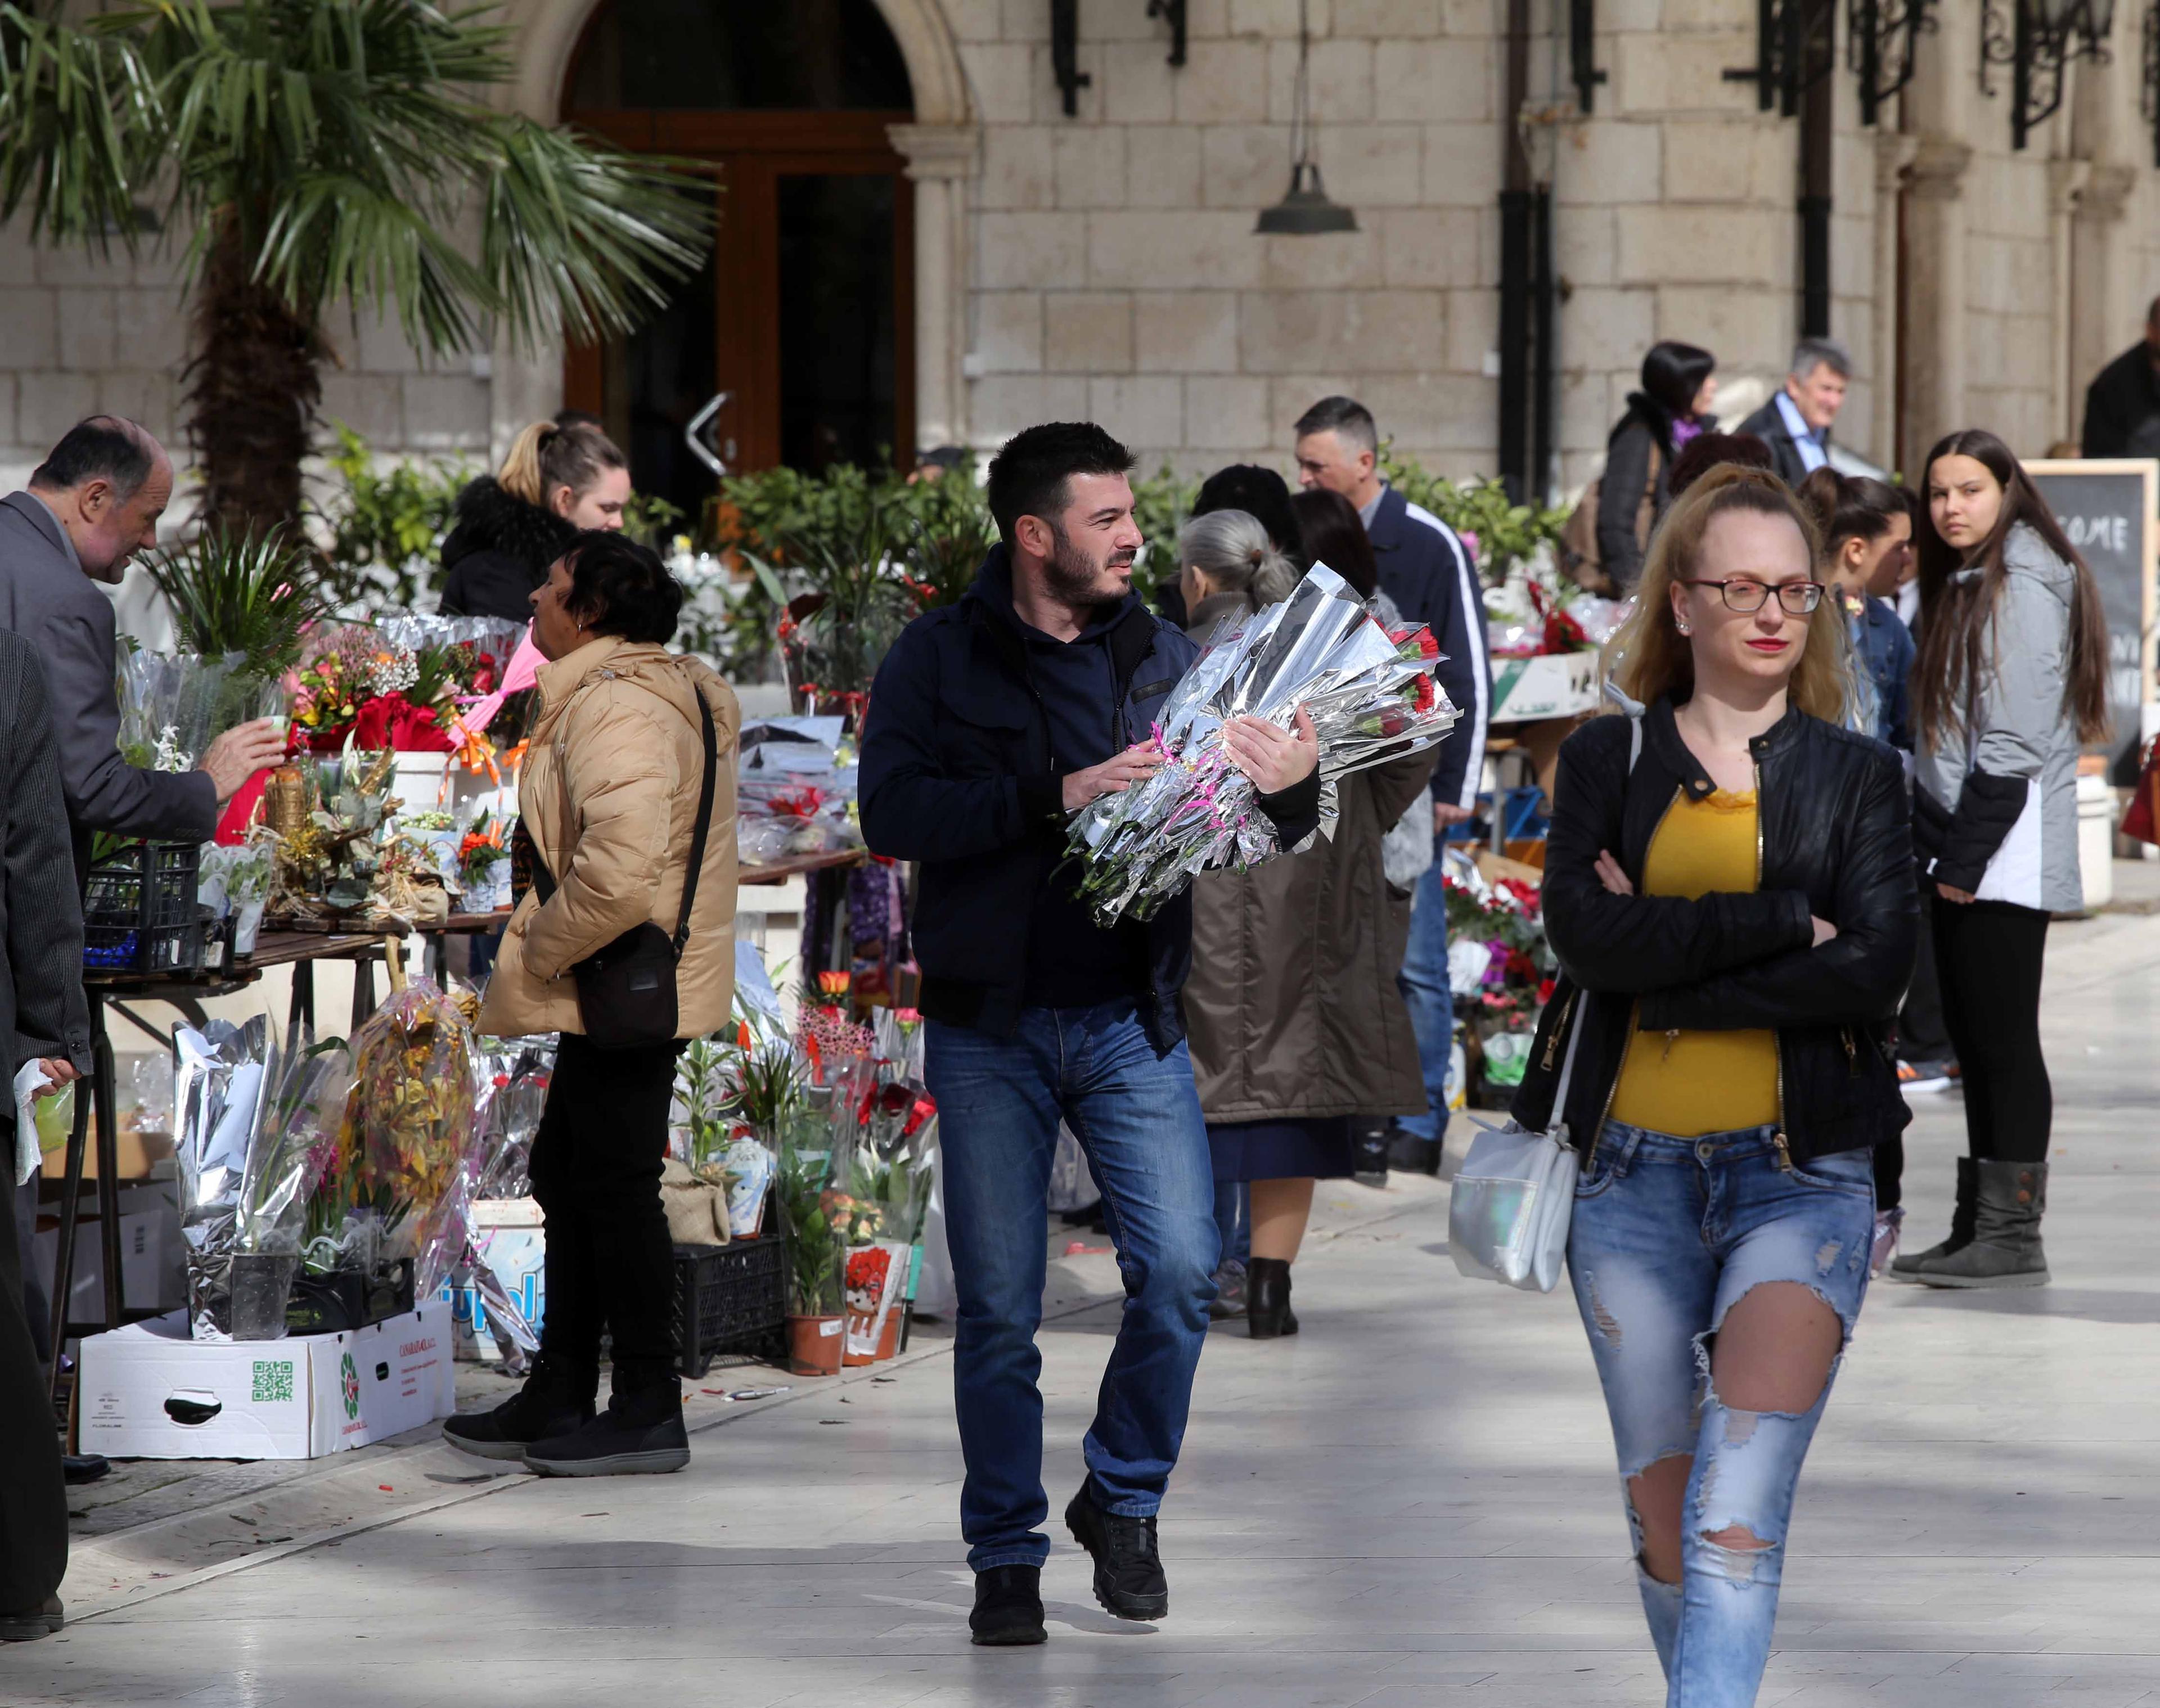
top-left (777, 174), bottom-right (898, 472)
top-left (569, 0), bottom-right (911, 111)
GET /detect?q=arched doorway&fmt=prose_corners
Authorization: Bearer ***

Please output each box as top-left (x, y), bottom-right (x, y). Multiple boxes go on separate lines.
top-left (562, 0), bottom-right (916, 525)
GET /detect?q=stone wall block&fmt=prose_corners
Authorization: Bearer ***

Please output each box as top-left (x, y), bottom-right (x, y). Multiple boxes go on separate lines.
top-left (946, 0), bottom-right (1004, 43)
top-left (1611, 31), bottom-right (1757, 116)
top-left (1567, 286), bottom-right (1657, 370)
top-left (1174, 38), bottom-right (1271, 126)
top-left (1101, 42), bottom-right (1178, 124)
top-left (0, 374), bottom-right (15, 445)
top-left (1055, 126), bottom-right (1129, 209)
top-left (1269, 373), bottom-right (1362, 440)
top-left (960, 44), bottom-right (1037, 125)
top-left (1268, 39), bottom-right (1375, 125)
top-left (1444, 286), bottom-right (1498, 375)
top-left (975, 291), bottom-right (1046, 371)
top-left (17, 372), bottom-right (98, 448)
top-left (401, 376), bottom-right (491, 447)
top-left (1321, 124), bottom-right (1424, 208)
top-left (112, 288), bottom-right (190, 369)
top-left (1088, 375), bottom-right (1184, 448)
top-left (1420, 124), bottom-right (1502, 205)
top-left (978, 127), bottom-right (1057, 210)
top-left (1371, 38), bottom-right (1493, 124)
top-left (1203, 125), bottom-right (1292, 209)
top-left (1240, 289), bottom-right (1446, 373)
top-left (356, 308), bottom-right (433, 375)
top-left (1330, 0), bottom-right (1443, 35)
top-left (1046, 292), bottom-right (1136, 371)
top-left (1032, 43), bottom-right (1107, 124)
top-left (1088, 211), bottom-right (1265, 289)
top-left (1654, 282), bottom-right (1788, 372)
top-left (57, 291), bottom-right (117, 372)
top-left (1559, 369), bottom-right (1617, 455)
top-left (319, 372), bottom-right (403, 445)
top-left (1185, 374), bottom-right (1272, 447)
top-left (979, 211), bottom-right (1091, 289)
top-left (1380, 208), bottom-right (1483, 288)
top-left (1261, 228), bottom-right (1385, 290)
top-left (1556, 206), bottom-right (1618, 286)
top-left (0, 223), bottom-right (37, 287)
top-left (1616, 205), bottom-right (1781, 286)
top-left (1001, 0), bottom-right (1050, 42)
top-left (1556, 121), bottom-right (1666, 205)
top-left (1231, 0), bottom-right (1326, 36)
top-left (1128, 128), bottom-right (1204, 206)
top-left (1660, 119), bottom-right (1788, 204)
top-left (1135, 291), bottom-right (1241, 372)
top-left (32, 242), bottom-right (135, 290)
top-left (97, 371), bottom-right (177, 442)
top-left (1363, 372), bottom-right (1495, 449)
top-left (1079, 0), bottom-right (1168, 38)
top-left (0, 289), bottom-right (60, 369)
top-left (970, 374), bottom-right (1091, 440)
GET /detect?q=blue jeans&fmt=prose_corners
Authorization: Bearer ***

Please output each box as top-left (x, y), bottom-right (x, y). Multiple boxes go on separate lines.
top-left (1395, 847), bottom-right (1454, 1140)
top-left (925, 1002), bottom-right (1218, 1572)
top-left (1568, 1120), bottom-right (1875, 1707)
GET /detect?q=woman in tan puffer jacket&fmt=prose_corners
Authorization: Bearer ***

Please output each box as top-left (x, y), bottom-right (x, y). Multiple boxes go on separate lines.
top-left (447, 534), bottom-right (739, 1478)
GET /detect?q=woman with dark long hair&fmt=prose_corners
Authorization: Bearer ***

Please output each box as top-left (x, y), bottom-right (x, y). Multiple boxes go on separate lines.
top-left (1893, 430), bottom-right (2109, 1290)
top-left (1597, 341), bottom-right (1720, 592)
top-left (1516, 465), bottom-right (1915, 1705)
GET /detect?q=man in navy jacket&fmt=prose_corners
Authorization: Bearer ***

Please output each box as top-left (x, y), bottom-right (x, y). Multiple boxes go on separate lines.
top-left (1294, 396), bottom-right (1491, 1171)
top-left (860, 423), bottom-right (1318, 1646)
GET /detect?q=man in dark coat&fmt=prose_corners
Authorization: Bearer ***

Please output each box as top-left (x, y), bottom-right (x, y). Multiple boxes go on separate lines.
top-left (2080, 296), bottom-right (2160, 459)
top-left (0, 418), bottom-right (285, 877)
top-left (1736, 336), bottom-right (1851, 488)
top-left (0, 626), bottom-right (96, 1641)
top-left (859, 422), bottom-right (1318, 1647)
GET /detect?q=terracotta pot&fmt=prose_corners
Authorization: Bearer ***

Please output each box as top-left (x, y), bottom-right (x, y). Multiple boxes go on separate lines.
top-left (786, 1313), bottom-right (845, 1376)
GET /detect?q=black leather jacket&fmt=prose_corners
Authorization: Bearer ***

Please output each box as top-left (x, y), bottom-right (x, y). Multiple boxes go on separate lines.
top-left (1510, 696), bottom-right (1918, 1166)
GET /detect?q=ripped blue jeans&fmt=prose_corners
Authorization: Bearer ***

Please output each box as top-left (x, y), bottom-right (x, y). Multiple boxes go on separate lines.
top-left (1568, 1119), bottom-right (1875, 1707)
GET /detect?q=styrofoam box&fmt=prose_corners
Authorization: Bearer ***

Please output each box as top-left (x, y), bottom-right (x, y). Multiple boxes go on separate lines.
top-left (78, 1302), bottom-right (455, 1460)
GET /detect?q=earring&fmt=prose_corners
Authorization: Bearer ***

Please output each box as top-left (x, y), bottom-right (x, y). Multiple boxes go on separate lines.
top-left (1676, 621), bottom-right (1691, 635)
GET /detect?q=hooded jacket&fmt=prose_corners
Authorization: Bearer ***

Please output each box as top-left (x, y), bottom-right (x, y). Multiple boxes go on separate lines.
top-left (1182, 593), bottom-right (1437, 1122)
top-left (1913, 522), bottom-right (2086, 913)
top-left (438, 477), bottom-right (578, 622)
top-left (477, 634), bottom-right (740, 1040)
top-left (858, 546), bottom-right (1319, 1052)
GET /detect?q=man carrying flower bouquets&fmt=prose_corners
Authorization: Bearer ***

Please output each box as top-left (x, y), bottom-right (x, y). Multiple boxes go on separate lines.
top-left (859, 423), bottom-right (1321, 1647)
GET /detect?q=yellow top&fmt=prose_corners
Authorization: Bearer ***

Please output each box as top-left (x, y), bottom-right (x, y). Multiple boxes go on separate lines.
top-left (1606, 787), bottom-right (1781, 1138)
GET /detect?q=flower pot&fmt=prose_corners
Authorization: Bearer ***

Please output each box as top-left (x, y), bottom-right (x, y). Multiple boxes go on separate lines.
top-left (786, 1313), bottom-right (845, 1375)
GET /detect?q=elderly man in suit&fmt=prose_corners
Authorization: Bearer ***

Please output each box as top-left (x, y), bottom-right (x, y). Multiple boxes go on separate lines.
top-left (1735, 337), bottom-right (1851, 486)
top-left (0, 625), bottom-right (96, 1642)
top-left (0, 416), bottom-right (285, 875)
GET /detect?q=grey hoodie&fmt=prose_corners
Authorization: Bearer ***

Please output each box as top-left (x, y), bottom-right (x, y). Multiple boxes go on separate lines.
top-left (1915, 522), bottom-right (2085, 913)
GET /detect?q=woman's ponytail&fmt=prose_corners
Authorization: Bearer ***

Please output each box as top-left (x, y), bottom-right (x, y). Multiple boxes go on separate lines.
top-left (498, 421), bottom-right (557, 507)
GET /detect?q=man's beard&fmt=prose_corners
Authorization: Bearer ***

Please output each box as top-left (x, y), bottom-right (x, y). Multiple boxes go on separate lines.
top-left (1043, 522), bottom-right (1132, 608)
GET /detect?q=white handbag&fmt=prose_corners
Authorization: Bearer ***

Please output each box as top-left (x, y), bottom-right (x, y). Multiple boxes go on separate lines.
top-left (1447, 997), bottom-right (1586, 1293)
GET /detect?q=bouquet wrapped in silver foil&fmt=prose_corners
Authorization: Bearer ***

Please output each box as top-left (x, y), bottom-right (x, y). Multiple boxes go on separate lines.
top-left (1066, 564), bottom-right (1460, 925)
top-left (175, 1017), bottom-right (273, 1340)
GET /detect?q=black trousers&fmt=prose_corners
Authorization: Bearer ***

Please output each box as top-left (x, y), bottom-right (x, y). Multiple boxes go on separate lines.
top-left (1933, 895), bottom-right (2053, 1164)
top-left (0, 1124), bottom-right (67, 1610)
top-left (528, 1034), bottom-right (684, 1394)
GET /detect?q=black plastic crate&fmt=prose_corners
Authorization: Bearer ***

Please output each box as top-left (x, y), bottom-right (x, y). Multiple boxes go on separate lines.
top-left (285, 1260), bottom-right (417, 1337)
top-left (83, 842), bottom-right (205, 975)
top-left (673, 1234), bottom-right (786, 1378)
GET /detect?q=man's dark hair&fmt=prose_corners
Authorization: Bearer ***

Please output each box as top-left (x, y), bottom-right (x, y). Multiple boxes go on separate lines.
top-left (31, 416), bottom-right (155, 500)
top-left (985, 422), bottom-right (1136, 548)
top-left (563, 531), bottom-right (684, 645)
top-left (1292, 395), bottom-right (1378, 455)
top-left (1193, 464), bottom-right (1306, 569)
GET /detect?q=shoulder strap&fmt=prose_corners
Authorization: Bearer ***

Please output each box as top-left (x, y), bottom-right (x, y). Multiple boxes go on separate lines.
top-left (1548, 992), bottom-right (1588, 1143)
top-left (672, 687), bottom-right (720, 962)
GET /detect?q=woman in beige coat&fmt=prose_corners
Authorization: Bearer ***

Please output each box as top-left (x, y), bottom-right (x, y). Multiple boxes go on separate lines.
top-left (446, 533), bottom-right (739, 1476)
top-left (1181, 512), bottom-right (1437, 1337)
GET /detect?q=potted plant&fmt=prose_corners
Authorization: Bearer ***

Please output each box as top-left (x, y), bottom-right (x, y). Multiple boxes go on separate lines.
top-left (779, 1139), bottom-right (844, 1374)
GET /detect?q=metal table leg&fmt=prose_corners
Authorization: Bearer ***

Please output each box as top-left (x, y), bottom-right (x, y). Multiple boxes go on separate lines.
top-left (46, 997), bottom-right (97, 1405)
top-left (290, 958), bottom-right (315, 1033)
top-left (90, 1004), bottom-right (122, 1332)
top-left (350, 954), bottom-right (376, 1032)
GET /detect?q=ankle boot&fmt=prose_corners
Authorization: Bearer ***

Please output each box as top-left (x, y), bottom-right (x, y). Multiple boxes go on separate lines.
top-left (1890, 1155), bottom-right (1977, 1278)
top-left (1246, 1257), bottom-right (1299, 1339)
top-left (1919, 1160), bottom-right (2048, 1288)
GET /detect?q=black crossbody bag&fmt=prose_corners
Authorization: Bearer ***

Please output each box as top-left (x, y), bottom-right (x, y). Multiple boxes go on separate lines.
top-left (528, 687), bottom-right (719, 1050)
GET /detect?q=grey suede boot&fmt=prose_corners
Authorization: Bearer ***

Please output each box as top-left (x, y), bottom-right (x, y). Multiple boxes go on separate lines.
top-left (1890, 1155), bottom-right (1977, 1278)
top-left (1918, 1160), bottom-right (2049, 1289)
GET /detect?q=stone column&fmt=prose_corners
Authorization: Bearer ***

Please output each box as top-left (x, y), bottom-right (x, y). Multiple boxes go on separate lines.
top-left (2048, 157), bottom-right (2093, 448)
top-left (1870, 131), bottom-right (1918, 471)
top-left (2070, 164), bottom-right (2139, 447)
top-left (888, 123), bottom-right (979, 455)
top-left (1899, 137), bottom-right (1972, 471)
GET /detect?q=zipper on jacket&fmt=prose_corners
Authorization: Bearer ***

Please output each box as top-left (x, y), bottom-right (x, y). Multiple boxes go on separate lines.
top-left (1541, 990), bottom-right (1577, 1071)
top-left (1754, 752), bottom-right (1792, 1170)
top-left (1843, 1026), bottom-right (1858, 1078)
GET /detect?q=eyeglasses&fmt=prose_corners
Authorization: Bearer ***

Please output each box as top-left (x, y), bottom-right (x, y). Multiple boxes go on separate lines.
top-left (1678, 578), bottom-right (1825, 616)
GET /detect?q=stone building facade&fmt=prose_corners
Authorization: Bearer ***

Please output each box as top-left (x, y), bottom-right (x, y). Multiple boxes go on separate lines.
top-left (4, 0), bottom-right (2159, 501)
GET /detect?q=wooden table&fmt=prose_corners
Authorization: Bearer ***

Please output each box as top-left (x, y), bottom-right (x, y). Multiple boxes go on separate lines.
top-left (51, 929), bottom-right (400, 1392)
top-left (740, 846), bottom-right (868, 886)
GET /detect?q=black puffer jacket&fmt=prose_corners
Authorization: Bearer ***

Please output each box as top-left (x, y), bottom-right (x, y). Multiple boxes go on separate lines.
top-left (1510, 696), bottom-right (1918, 1165)
top-left (438, 477), bottom-right (577, 621)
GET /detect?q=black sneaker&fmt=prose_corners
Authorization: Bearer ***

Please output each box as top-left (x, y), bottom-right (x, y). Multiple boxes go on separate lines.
top-left (1064, 1481), bottom-right (1168, 1621)
top-left (1384, 1124), bottom-right (1441, 1175)
top-left (443, 1358), bottom-right (596, 1462)
top-left (969, 1564), bottom-right (1047, 1646)
top-left (0, 1596), bottom-right (62, 1642)
top-left (523, 1384), bottom-right (690, 1477)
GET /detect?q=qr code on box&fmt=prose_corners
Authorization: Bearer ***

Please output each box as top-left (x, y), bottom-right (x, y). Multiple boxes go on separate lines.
top-left (252, 1360), bottom-right (296, 1404)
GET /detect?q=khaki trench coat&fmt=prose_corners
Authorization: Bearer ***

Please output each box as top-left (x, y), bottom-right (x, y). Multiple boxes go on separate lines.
top-left (1182, 594), bottom-right (1439, 1124)
top-left (478, 634), bottom-right (740, 1040)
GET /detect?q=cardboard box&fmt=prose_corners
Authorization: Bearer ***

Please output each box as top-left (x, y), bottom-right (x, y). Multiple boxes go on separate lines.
top-left (32, 1203), bottom-right (179, 1321)
top-left (78, 1303), bottom-right (455, 1460)
top-left (1490, 650), bottom-right (1600, 723)
top-left (444, 1199), bottom-right (545, 1362)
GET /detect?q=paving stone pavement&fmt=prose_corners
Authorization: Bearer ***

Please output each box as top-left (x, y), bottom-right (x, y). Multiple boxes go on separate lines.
top-left (13, 904), bottom-right (2160, 1707)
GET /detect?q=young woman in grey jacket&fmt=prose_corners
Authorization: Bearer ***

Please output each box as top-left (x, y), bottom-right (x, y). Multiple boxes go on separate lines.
top-left (1898, 429), bottom-right (2110, 1289)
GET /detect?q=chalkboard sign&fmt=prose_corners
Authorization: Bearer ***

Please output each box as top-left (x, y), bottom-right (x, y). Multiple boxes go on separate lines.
top-left (2026, 459), bottom-right (2157, 779)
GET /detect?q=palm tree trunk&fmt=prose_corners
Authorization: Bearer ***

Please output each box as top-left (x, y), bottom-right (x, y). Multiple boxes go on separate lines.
top-left (185, 213), bottom-right (322, 538)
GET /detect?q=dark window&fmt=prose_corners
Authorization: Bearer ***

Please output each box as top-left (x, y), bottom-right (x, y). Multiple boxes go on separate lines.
top-left (569, 0), bottom-right (912, 111)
